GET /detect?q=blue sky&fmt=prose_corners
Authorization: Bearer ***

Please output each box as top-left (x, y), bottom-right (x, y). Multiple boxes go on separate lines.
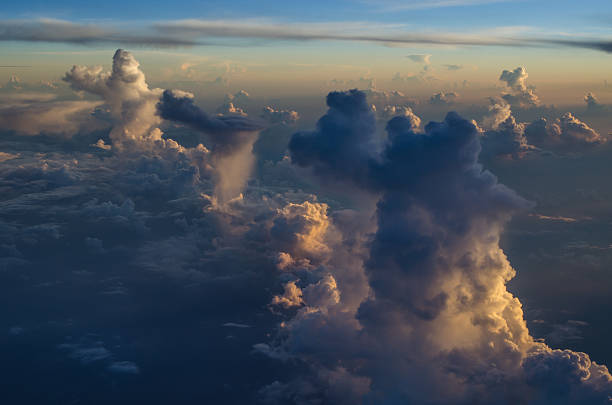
top-left (1, 0), bottom-right (609, 33)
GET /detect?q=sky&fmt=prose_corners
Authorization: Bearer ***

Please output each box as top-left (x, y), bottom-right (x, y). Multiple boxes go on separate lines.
top-left (1, 1), bottom-right (612, 404)
top-left (1, 0), bottom-right (612, 101)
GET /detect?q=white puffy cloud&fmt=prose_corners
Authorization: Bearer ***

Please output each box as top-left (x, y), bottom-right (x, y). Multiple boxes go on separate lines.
top-left (499, 66), bottom-right (540, 107)
top-left (63, 49), bottom-right (165, 149)
top-left (380, 104), bottom-right (421, 128)
top-left (429, 90), bottom-right (458, 105)
top-left (216, 101), bottom-right (247, 116)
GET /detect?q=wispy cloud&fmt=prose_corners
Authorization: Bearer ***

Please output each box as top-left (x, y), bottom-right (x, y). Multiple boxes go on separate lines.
top-left (0, 18), bottom-right (610, 54)
top-left (360, 0), bottom-right (517, 11)
top-left (0, 18), bottom-right (197, 46)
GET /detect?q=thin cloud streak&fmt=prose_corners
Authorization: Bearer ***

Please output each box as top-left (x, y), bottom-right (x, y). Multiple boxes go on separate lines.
top-left (0, 18), bottom-right (610, 53)
top-left (360, 0), bottom-right (517, 11)
top-left (0, 18), bottom-right (197, 46)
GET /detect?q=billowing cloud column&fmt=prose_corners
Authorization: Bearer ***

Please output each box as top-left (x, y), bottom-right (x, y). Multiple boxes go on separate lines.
top-left (63, 49), bottom-right (164, 149)
top-left (266, 89), bottom-right (612, 404)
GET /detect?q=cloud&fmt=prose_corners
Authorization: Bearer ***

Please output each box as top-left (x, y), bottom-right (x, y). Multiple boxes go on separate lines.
top-left (481, 114), bottom-right (534, 159)
top-left (0, 18), bottom-right (197, 46)
top-left (270, 89), bottom-right (612, 403)
top-left (223, 322), bottom-right (252, 328)
top-left (365, 0), bottom-right (515, 10)
top-left (63, 49), bottom-right (165, 149)
top-left (479, 100), bottom-right (606, 157)
top-left (216, 101), bottom-right (247, 116)
top-left (482, 101), bottom-right (512, 129)
top-left (289, 89), bottom-right (378, 185)
top-left (1, 18), bottom-right (611, 54)
top-left (524, 112), bottom-right (606, 149)
top-left (1, 51), bottom-right (611, 404)
top-left (585, 92), bottom-right (606, 113)
top-left (0, 99), bottom-right (103, 136)
top-left (271, 281), bottom-right (304, 308)
top-left (260, 106), bottom-right (300, 125)
top-left (59, 342), bottom-right (112, 364)
top-left (157, 90), bottom-right (263, 144)
top-left (3, 75), bottom-right (22, 90)
top-left (499, 66), bottom-right (540, 107)
top-left (380, 105), bottom-right (421, 128)
top-left (226, 89), bottom-right (250, 103)
top-left (108, 361), bottom-right (140, 374)
top-left (429, 90), bottom-right (458, 105)
top-left (443, 63), bottom-right (463, 70)
top-left (406, 54), bottom-right (431, 64)
top-left (0, 152), bottom-right (19, 162)
top-left (156, 89), bottom-right (264, 203)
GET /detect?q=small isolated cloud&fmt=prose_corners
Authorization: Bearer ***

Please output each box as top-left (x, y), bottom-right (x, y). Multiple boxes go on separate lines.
top-left (429, 91), bottom-right (458, 105)
top-left (260, 106), bottom-right (300, 125)
top-left (8, 326), bottom-right (24, 335)
top-left (584, 92), bottom-right (606, 113)
top-left (0, 152), bottom-right (19, 162)
top-left (499, 66), bottom-right (540, 107)
top-left (406, 54), bottom-right (431, 64)
top-left (533, 214), bottom-right (578, 223)
top-left (223, 322), bottom-right (252, 328)
top-left (59, 342), bottom-right (112, 364)
top-left (108, 361), bottom-right (140, 375)
top-left (216, 101), bottom-right (247, 116)
top-left (443, 64), bottom-right (463, 71)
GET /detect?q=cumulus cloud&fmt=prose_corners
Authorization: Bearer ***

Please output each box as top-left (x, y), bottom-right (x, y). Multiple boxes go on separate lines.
top-left (499, 66), bottom-right (540, 107)
top-left (380, 104), bottom-right (421, 128)
top-left (289, 89), bottom-right (378, 184)
top-left (63, 49), bottom-right (165, 148)
top-left (1, 50), bottom-right (611, 405)
top-left (524, 112), bottom-right (606, 149)
top-left (429, 90), bottom-right (458, 105)
top-left (479, 97), bottom-right (605, 157)
top-left (585, 91), bottom-right (606, 113)
top-left (479, 101), bottom-right (535, 159)
top-left (481, 114), bottom-right (534, 159)
top-left (216, 101), bottom-right (247, 116)
top-left (260, 106), bottom-right (300, 125)
top-left (261, 89), bottom-right (612, 404)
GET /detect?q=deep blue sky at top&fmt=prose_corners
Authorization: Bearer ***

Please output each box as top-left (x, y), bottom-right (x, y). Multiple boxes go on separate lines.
top-left (1, 0), bottom-right (609, 34)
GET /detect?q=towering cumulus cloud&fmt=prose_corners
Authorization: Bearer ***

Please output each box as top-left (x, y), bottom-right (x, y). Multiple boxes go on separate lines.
top-left (63, 49), bottom-right (264, 203)
top-left (499, 67), bottom-right (540, 107)
top-left (260, 89), bottom-right (612, 404)
top-left (157, 89), bottom-right (264, 203)
top-left (63, 49), bottom-right (164, 149)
